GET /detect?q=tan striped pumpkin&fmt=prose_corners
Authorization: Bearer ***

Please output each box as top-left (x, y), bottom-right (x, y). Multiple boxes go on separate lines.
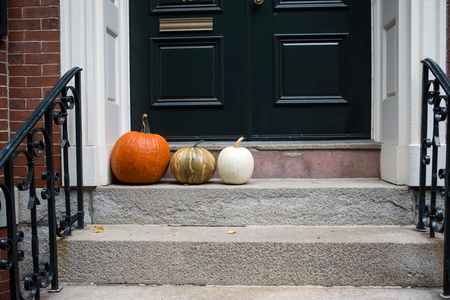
top-left (170, 140), bottom-right (216, 184)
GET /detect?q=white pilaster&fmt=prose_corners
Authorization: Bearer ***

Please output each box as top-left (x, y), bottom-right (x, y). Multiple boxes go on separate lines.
top-left (61, 0), bottom-right (130, 186)
top-left (373, 0), bottom-right (447, 186)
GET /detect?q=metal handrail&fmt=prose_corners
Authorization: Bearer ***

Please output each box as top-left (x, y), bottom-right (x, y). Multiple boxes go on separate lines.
top-left (0, 67), bottom-right (83, 299)
top-left (0, 67), bottom-right (81, 167)
top-left (417, 58), bottom-right (450, 298)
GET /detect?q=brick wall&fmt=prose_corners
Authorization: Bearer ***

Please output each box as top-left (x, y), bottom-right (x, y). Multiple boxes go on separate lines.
top-left (8, 0), bottom-right (61, 183)
top-left (0, 1), bottom-right (61, 298)
top-left (0, 227), bottom-right (9, 300)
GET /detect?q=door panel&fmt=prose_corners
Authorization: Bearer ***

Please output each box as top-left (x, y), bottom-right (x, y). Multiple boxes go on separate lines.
top-left (130, 1), bottom-right (245, 139)
top-left (150, 0), bottom-right (223, 14)
top-left (150, 36), bottom-right (223, 107)
top-left (250, 0), bottom-right (371, 139)
top-left (129, 0), bottom-right (371, 140)
top-left (273, 33), bottom-right (349, 105)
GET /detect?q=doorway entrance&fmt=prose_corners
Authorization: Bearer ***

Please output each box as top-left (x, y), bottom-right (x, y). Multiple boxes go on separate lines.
top-left (129, 0), bottom-right (371, 140)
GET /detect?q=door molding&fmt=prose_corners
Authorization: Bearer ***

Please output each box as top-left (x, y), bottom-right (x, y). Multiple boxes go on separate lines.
top-left (372, 0), bottom-right (447, 185)
top-left (61, 0), bottom-right (447, 186)
top-left (61, 0), bottom-right (130, 185)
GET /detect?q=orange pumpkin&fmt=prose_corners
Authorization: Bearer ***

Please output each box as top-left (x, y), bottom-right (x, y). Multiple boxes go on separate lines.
top-left (110, 114), bottom-right (170, 184)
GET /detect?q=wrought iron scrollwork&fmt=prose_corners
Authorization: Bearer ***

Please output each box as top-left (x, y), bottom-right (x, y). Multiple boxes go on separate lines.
top-left (417, 58), bottom-right (450, 297)
top-left (0, 67), bottom-right (83, 299)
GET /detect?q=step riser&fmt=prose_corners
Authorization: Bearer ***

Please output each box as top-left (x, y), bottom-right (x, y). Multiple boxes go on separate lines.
top-left (58, 226), bottom-right (443, 287)
top-left (91, 180), bottom-right (415, 226)
top-left (163, 149), bottom-right (380, 179)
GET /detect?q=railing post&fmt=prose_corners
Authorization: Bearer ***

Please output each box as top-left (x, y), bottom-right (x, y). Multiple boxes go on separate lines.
top-left (3, 159), bottom-right (21, 299)
top-left (417, 58), bottom-right (450, 298)
top-left (75, 71), bottom-right (84, 229)
top-left (417, 63), bottom-right (430, 231)
top-left (443, 105), bottom-right (450, 297)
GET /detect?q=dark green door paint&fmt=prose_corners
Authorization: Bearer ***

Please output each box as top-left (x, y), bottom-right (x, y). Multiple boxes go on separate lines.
top-left (129, 0), bottom-right (371, 140)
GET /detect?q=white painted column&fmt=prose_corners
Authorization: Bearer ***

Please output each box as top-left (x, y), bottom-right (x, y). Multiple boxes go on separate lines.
top-left (373, 0), bottom-right (447, 186)
top-left (61, 0), bottom-right (130, 186)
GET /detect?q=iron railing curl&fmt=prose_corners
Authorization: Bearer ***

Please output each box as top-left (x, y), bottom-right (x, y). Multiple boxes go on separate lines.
top-left (417, 58), bottom-right (450, 298)
top-left (0, 67), bottom-right (83, 300)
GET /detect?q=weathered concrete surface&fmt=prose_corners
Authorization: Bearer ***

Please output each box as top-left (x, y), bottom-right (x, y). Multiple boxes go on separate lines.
top-left (40, 285), bottom-right (443, 300)
top-left (91, 179), bottom-right (415, 226)
top-left (58, 225), bottom-right (443, 287)
top-left (18, 188), bottom-right (93, 225)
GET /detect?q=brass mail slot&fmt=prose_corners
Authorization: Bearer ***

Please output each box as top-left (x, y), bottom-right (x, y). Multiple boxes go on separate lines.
top-left (160, 18), bottom-right (213, 32)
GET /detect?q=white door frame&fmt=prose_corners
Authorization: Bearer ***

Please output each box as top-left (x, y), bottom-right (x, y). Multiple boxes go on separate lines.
top-left (61, 0), bottom-right (130, 186)
top-left (61, 0), bottom-right (447, 186)
top-left (372, 0), bottom-right (447, 186)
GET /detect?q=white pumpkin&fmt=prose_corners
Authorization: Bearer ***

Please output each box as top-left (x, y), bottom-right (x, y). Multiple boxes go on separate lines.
top-left (218, 137), bottom-right (254, 184)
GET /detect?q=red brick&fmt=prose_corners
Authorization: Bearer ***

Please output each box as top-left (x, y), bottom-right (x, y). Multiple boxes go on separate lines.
top-left (0, 98), bottom-right (8, 109)
top-left (41, 0), bottom-right (60, 5)
top-left (8, 0), bottom-right (40, 7)
top-left (23, 6), bottom-right (59, 18)
top-left (0, 87), bottom-right (6, 98)
top-left (8, 19), bottom-right (41, 31)
top-left (27, 99), bottom-right (44, 110)
top-left (0, 76), bottom-right (6, 86)
top-left (0, 110), bottom-right (7, 119)
top-left (42, 42), bottom-right (59, 53)
top-left (8, 42), bottom-right (41, 54)
top-left (43, 64), bottom-right (60, 75)
top-left (42, 18), bottom-right (59, 30)
top-left (9, 87), bottom-right (41, 99)
top-left (0, 131), bottom-right (9, 142)
top-left (8, 8), bottom-right (23, 19)
top-left (9, 100), bottom-right (25, 110)
top-left (0, 281), bottom-right (10, 295)
top-left (13, 166), bottom-right (28, 179)
top-left (0, 121), bottom-right (8, 131)
top-left (10, 110), bottom-right (33, 121)
top-left (25, 53), bottom-right (59, 64)
top-left (9, 77), bottom-right (26, 87)
top-left (27, 76), bottom-right (60, 87)
top-left (25, 30), bottom-right (59, 42)
top-left (9, 65), bottom-right (41, 76)
top-left (0, 269), bottom-right (8, 281)
top-left (7, 31), bottom-right (24, 42)
top-left (8, 54), bottom-right (24, 65)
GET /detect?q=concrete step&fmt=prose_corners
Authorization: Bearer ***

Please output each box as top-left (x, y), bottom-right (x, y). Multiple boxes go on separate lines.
top-left (89, 179), bottom-right (415, 226)
top-left (164, 140), bottom-right (381, 179)
top-left (40, 284), bottom-right (443, 300)
top-left (58, 225), bottom-right (443, 287)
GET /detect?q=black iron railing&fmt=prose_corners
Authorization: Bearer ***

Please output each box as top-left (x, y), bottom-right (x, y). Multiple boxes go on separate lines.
top-left (417, 58), bottom-right (450, 297)
top-left (0, 67), bottom-right (83, 299)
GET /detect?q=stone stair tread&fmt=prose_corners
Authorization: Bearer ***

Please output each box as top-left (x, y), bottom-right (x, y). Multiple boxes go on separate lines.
top-left (90, 179), bottom-right (414, 226)
top-left (69, 224), bottom-right (432, 244)
top-left (58, 225), bottom-right (443, 287)
top-left (105, 178), bottom-right (393, 189)
top-left (40, 284), bottom-right (443, 300)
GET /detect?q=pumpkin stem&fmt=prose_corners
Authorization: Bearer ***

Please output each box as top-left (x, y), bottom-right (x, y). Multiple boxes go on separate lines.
top-left (141, 114), bottom-right (151, 134)
top-left (234, 137), bottom-right (244, 148)
top-left (193, 140), bottom-right (204, 148)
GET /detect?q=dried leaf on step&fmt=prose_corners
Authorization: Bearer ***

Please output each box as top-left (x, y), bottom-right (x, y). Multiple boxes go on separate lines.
top-left (228, 230), bottom-right (236, 234)
top-left (93, 225), bottom-right (104, 233)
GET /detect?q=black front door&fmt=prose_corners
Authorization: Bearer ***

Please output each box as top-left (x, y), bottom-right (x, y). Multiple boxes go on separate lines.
top-left (129, 0), bottom-right (371, 140)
